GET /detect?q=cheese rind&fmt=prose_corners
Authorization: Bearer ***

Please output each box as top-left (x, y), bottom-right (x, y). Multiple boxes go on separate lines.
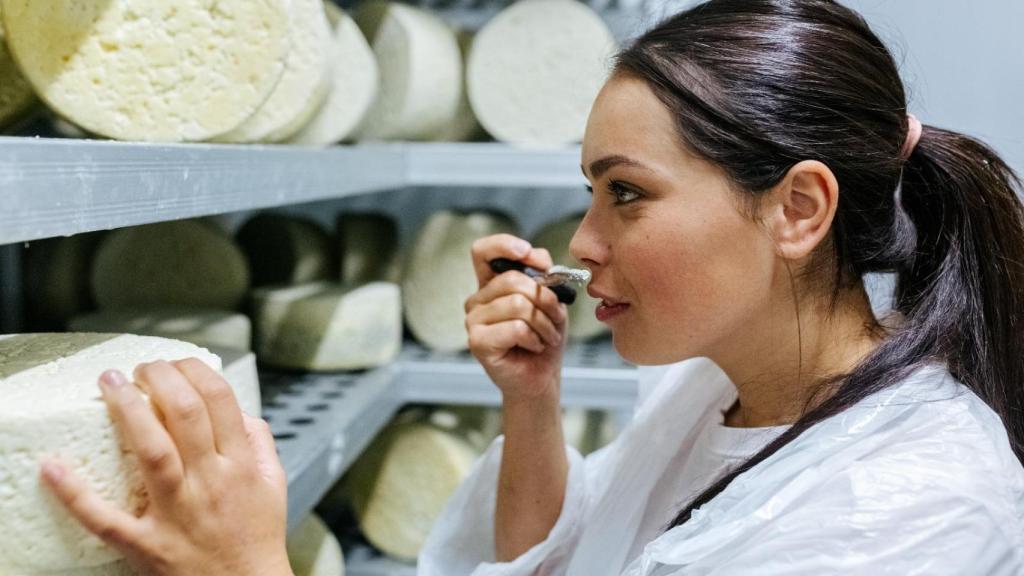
top-left (253, 281), bottom-right (402, 371)
top-left (0, 333), bottom-right (242, 572)
top-left (467, 0), bottom-right (617, 146)
top-left (0, 0), bottom-right (290, 142)
top-left (69, 308), bottom-right (252, 352)
top-left (286, 514), bottom-right (345, 576)
top-left (288, 3), bottom-right (379, 147)
top-left (0, 4), bottom-right (37, 132)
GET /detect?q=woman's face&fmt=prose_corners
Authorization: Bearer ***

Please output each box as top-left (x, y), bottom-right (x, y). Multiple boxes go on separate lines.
top-left (572, 74), bottom-right (780, 365)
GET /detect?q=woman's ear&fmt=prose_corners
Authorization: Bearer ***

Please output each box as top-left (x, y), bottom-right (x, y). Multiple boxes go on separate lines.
top-left (761, 160), bottom-right (839, 261)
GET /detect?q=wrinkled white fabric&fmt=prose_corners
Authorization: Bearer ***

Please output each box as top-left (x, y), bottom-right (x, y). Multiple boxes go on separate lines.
top-left (419, 358), bottom-right (1024, 576)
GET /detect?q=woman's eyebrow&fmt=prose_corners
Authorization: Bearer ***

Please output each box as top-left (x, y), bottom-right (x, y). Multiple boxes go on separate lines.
top-left (581, 155), bottom-right (653, 180)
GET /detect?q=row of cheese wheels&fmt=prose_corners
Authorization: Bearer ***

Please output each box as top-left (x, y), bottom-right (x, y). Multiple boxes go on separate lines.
top-left (20, 210), bottom-right (609, 371)
top-left (0, 0), bottom-right (616, 146)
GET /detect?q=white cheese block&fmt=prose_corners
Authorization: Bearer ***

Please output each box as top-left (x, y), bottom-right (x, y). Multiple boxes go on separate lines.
top-left (288, 3), bottom-right (379, 147)
top-left (337, 213), bottom-right (401, 286)
top-left (287, 514), bottom-right (345, 576)
top-left (237, 214), bottom-right (335, 288)
top-left (253, 281), bottom-right (401, 371)
top-left (209, 345), bottom-right (262, 418)
top-left (216, 0), bottom-right (333, 143)
top-left (531, 214), bottom-right (609, 341)
top-left (352, 1), bottom-right (462, 141)
top-left (91, 220), bottom-right (250, 311)
top-left (344, 417), bottom-right (480, 562)
top-left (467, 0), bottom-right (617, 146)
top-left (0, 333), bottom-right (256, 573)
top-left (22, 231), bottom-right (104, 330)
top-left (0, 4), bottom-right (37, 132)
top-left (403, 211), bottom-right (516, 352)
top-left (0, 0), bottom-right (290, 142)
top-left (70, 308), bottom-right (252, 353)
top-left (430, 28), bottom-right (483, 142)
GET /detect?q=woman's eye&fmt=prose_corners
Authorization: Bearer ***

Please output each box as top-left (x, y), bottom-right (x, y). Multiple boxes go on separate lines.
top-left (609, 181), bottom-right (642, 205)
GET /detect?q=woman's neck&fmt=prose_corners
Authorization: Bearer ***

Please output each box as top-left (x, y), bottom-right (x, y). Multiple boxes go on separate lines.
top-left (715, 282), bottom-right (884, 429)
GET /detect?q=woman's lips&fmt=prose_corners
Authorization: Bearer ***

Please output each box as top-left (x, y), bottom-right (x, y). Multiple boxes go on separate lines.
top-left (596, 300), bottom-right (630, 322)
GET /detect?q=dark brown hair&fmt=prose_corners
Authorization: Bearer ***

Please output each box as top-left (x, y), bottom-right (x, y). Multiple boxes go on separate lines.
top-left (614, 0), bottom-right (1024, 528)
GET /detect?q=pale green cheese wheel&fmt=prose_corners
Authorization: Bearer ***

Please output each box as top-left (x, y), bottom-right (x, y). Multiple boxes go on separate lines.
top-left (402, 211), bottom-right (517, 352)
top-left (69, 308), bottom-right (252, 352)
top-left (91, 220), bottom-right (250, 311)
top-left (237, 213), bottom-right (335, 288)
top-left (287, 515), bottom-right (345, 576)
top-left (337, 213), bottom-right (401, 286)
top-left (253, 281), bottom-right (402, 371)
top-left (0, 4), bottom-right (37, 132)
top-left (531, 213), bottom-right (608, 341)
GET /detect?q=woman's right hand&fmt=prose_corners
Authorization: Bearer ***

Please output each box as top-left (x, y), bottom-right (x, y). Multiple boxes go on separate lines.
top-left (465, 234), bottom-right (569, 402)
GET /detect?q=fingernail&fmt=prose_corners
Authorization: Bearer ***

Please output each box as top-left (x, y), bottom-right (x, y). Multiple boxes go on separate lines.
top-left (41, 461), bottom-right (65, 483)
top-left (99, 370), bottom-right (127, 391)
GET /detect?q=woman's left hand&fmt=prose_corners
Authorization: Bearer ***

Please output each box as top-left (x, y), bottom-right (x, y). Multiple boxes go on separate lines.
top-left (40, 359), bottom-right (293, 576)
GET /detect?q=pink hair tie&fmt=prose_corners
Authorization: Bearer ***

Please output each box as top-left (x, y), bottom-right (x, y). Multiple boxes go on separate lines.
top-left (900, 113), bottom-right (922, 161)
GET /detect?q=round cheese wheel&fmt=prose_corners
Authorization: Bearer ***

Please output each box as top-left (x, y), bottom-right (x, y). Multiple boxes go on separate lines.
top-left (0, 0), bottom-right (290, 141)
top-left (0, 4), bottom-right (37, 131)
top-left (22, 231), bottom-right (104, 331)
top-left (288, 3), bottom-right (379, 147)
top-left (0, 333), bottom-right (254, 573)
top-left (353, 1), bottom-right (462, 141)
top-left (236, 213), bottom-right (335, 288)
top-left (287, 515), bottom-right (345, 576)
top-left (403, 211), bottom-right (516, 352)
top-left (430, 28), bottom-right (483, 142)
top-left (467, 0), bottom-right (617, 146)
top-left (69, 308), bottom-right (252, 352)
top-left (531, 214), bottom-right (609, 341)
top-left (91, 220), bottom-right (250, 311)
top-left (337, 213), bottom-right (401, 286)
top-left (253, 281), bottom-right (402, 371)
top-left (216, 0), bottom-right (333, 143)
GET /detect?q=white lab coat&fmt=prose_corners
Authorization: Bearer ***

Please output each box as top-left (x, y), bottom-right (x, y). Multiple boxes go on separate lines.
top-left (419, 358), bottom-right (1024, 575)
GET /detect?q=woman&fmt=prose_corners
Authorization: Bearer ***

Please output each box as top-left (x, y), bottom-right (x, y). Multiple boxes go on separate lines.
top-left (42, 0), bottom-right (1024, 574)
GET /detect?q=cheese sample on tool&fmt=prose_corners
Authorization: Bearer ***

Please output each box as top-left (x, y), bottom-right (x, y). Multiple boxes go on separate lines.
top-left (0, 0), bottom-right (290, 141)
top-left (287, 514), bottom-right (345, 576)
top-left (0, 3), bottom-right (37, 131)
top-left (91, 220), bottom-right (250, 311)
top-left (289, 3), bottom-right (379, 147)
top-left (253, 281), bottom-right (401, 371)
top-left (532, 214), bottom-right (609, 341)
top-left (403, 211), bottom-right (516, 352)
top-left (0, 333), bottom-right (258, 574)
top-left (216, 0), bottom-right (332, 143)
top-left (467, 0), bottom-right (617, 146)
top-left (70, 308), bottom-right (253, 353)
top-left (237, 213), bottom-right (335, 288)
top-left (353, 1), bottom-right (462, 141)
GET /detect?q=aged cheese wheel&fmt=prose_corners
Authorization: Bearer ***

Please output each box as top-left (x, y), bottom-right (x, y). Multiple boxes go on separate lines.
top-left (70, 308), bottom-right (252, 352)
top-left (22, 231), bottom-right (104, 331)
top-left (0, 333), bottom-right (258, 573)
top-left (91, 220), bottom-right (250, 311)
top-left (431, 28), bottom-right (483, 142)
top-left (289, 3), bottom-right (379, 146)
top-left (216, 0), bottom-right (333, 143)
top-left (337, 213), bottom-right (401, 286)
top-left (287, 514), bottom-right (345, 576)
top-left (0, 0), bottom-right (290, 141)
top-left (467, 0), bottom-right (617, 146)
top-left (353, 1), bottom-right (462, 141)
top-left (237, 213), bottom-right (335, 288)
top-left (531, 213), bottom-right (608, 341)
top-left (0, 3), bottom-right (37, 131)
top-left (253, 281), bottom-right (402, 371)
top-left (403, 211), bottom-right (516, 352)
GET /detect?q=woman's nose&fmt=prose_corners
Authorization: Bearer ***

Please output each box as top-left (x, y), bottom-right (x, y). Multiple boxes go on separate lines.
top-left (569, 210), bottom-right (606, 270)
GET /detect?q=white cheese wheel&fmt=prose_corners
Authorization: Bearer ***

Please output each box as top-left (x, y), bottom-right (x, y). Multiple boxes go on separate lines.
top-left (253, 281), bottom-right (402, 371)
top-left (216, 0), bottom-right (332, 143)
top-left (22, 231), bottom-right (104, 330)
top-left (430, 28), bottom-right (483, 142)
top-left (403, 211), bottom-right (516, 352)
top-left (287, 514), bottom-right (345, 576)
top-left (345, 418), bottom-right (479, 562)
top-left (91, 220), bottom-right (250, 311)
top-left (209, 345), bottom-right (262, 418)
top-left (288, 3), bottom-right (379, 147)
top-left (0, 4), bottom-right (37, 131)
top-left (531, 214), bottom-right (608, 341)
top-left (338, 213), bottom-right (401, 286)
top-left (353, 1), bottom-right (462, 141)
top-left (70, 308), bottom-right (252, 353)
top-left (467, 0), bottom-right (617, 146)
top-left (0, 333), bottom-right (248, 573)
top-left (237, 214), bottom-right (335, 288)
top-left (0, 0), bottom-right (290, 142)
